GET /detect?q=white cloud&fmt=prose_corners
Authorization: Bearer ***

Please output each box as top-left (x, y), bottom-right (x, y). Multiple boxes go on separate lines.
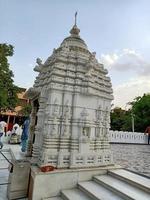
top-left (100, 53), bottom-right (118, 68)
top-left (100, 49), bottom-right (150, 76)
top-left (113, 77), bottom-right (150, 108)
top-left (100, 49), bottom-right (150, 108)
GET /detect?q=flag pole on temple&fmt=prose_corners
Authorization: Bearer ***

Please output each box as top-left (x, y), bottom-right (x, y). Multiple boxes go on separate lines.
top-left (75, 11), bottom-right (77, 25)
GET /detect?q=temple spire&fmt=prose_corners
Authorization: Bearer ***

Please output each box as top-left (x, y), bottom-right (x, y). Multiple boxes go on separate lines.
top-left (70, 12), bottom-right (80, 36)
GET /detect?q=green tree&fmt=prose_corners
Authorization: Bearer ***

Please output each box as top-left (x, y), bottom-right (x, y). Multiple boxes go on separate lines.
top-left (130, 94), bottom-right (150, 132)
top-left (0, 43), bottom-right (19, 111)
top-left (111, 107), bottom-right (133, 131)
top-left (111, 94), bottom-right (150, 132)
top-left (110, 107), bottom-right (126, 131)
top-left (121, 109), bottom-right (133, 132)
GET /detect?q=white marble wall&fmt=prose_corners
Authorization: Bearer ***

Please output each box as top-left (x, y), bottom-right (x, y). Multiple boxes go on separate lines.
top-left (109, 130), bottom-right (148, 144)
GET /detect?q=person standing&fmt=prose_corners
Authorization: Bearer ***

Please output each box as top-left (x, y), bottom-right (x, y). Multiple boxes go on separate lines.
top-left (12, 123), bottom-right (20, 135)
top-left (0, 121), bottom-right (7, 149)
top-left (21, 118), bottom-right (30, 152)
top-left (144, 125), bottom-right (150, 144)
top-left (10, 123), bottom-right (20, 144)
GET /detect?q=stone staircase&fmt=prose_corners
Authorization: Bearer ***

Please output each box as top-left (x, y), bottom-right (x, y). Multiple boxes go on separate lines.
top-left (44, 169), bottom-right (150, 200)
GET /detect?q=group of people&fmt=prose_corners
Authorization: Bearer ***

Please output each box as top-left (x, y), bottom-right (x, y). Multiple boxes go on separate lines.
top-left (0, 117), bottom-right (30, 152)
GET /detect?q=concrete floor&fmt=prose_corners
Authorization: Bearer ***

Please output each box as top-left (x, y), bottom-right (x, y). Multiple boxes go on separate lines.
top-left (0, 143), bottom-right (28, 200)
top-left (111, 144), bottom-right (150, 177)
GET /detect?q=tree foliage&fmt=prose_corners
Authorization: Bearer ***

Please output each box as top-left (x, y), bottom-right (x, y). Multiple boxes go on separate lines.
top-left (18, 104), bottom-right (32, 117)
top-left (131, 94), bottom-right (150, 132)
top-left (110, 94), bottom-right (150, 132)
top-left (110, 107), bottom-right (126, 131)
top-left (0, 43), bottom-right (19, 111)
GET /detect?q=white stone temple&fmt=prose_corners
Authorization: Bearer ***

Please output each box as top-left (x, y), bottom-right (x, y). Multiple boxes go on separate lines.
top-left (26, 17), bottom-right (113, 169)
top-left (7, 16), bottom-right (150, 200)
top-left (27, 16), bottom-right (113, 168)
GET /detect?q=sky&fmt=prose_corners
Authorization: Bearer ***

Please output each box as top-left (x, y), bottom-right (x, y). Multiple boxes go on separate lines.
top-left (1, 0), bottom-right (150, 108)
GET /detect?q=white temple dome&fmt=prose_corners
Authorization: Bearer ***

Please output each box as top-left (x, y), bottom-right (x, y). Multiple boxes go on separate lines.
top-left (60, 24), bottom-right (88, 50)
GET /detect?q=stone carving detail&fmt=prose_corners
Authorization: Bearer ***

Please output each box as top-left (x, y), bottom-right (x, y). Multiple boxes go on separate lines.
top-left (80, 108), bottom-right (89, 121)
top-left (63, 100), bottom-right (70, 121)
top-left (52, 98), bottom-right (59, 117)
top-left (34, 58), bottom-right (43, 72)
top-left (105, 107), bottom-right (110, 127)
top-left (85, 55), bottom-right (94, 78)
top-left (62, 41), bottom-right (70, 53)
top-left (62, 100), bottom-right (70, 137)
top-left (80, 108), bottom-right (91, 145)
top-left (50, 98), bottom-right (59, 136)
top-left (53, 48), bottom-right (56, 53)
top-left (95, 105), bottom-right (104, 139)
top-left (96, 105), bottom-right (103, 123)
top-left (50, 120), bottom-right (58, 136)
top-left (81, 127), bottom-right (90, 143)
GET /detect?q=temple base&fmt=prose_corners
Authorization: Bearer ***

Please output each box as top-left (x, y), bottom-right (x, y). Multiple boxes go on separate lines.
top-left (29, 164), bottom-right (121, 200)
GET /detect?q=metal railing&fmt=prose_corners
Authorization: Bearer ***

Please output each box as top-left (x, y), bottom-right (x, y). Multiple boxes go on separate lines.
top-left (0, 149), bottom-right (13, 186)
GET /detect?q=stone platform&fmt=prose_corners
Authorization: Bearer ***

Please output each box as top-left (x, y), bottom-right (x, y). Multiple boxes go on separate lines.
top-left (29, 165), bottom-right (121, 200)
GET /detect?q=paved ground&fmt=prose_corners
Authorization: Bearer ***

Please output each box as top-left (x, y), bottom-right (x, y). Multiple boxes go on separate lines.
top-left (111, 144), bottom-right (150, 177)
top-left (0, 144), bottom-right (28, 200)
top-left (0, 143), bottom-right (150, 200)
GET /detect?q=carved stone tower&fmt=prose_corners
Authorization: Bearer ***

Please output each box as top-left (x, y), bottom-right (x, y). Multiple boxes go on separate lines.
top-left (26, 19), bottom-right (113, 169)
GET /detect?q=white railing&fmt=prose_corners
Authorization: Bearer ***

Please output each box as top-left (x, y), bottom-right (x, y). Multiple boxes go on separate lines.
top-left (109, 130), bottom-right (148, 144)
top-left (1, 130), bottom-right (148, 145)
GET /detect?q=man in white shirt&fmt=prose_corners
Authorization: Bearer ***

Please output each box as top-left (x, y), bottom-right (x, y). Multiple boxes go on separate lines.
top-left (10, 123), bottom-right (22, 144)
top-left (0, 121), bottom-right (7, 149)
top-left (12, 123), bottom-right (20, 135)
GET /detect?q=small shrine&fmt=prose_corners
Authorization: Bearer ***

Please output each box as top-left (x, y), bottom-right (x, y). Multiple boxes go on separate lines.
top-left (26, 14), bottom-right (113, 169)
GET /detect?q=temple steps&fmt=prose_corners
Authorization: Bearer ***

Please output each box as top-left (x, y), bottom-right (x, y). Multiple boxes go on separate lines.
top-left (45, 169), bottom-right (150, 200)
top-left (108, 169), bottom-right (150, 193)
top-left (94, 174), bottom-right (150, 200)
top-left (43, 197), bottom-right (63, 200)
top-left (78, 181), bottom-right (124, 200)
top-left (61, 188), bottom-right (91, 200)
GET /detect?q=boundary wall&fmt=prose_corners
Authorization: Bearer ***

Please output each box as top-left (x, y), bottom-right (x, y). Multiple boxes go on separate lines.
top-left (1, 130), bottom-right (148, 144)
top-left (109, 130), bottom-right (148, 144)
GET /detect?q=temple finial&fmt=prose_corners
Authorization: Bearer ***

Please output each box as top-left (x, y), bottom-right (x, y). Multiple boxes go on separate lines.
top-left (75, 11), bottom-right (77, 25)
top-left (70, 11), bottom-right (80, 36)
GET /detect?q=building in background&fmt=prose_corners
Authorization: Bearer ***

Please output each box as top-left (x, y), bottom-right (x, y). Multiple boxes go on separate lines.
top-left (0, 88), bottom-right (30, 130)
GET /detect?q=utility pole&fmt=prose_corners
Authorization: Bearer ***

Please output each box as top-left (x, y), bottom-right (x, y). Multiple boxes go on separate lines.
top-left (131, 113), bottom-right (135, 132)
